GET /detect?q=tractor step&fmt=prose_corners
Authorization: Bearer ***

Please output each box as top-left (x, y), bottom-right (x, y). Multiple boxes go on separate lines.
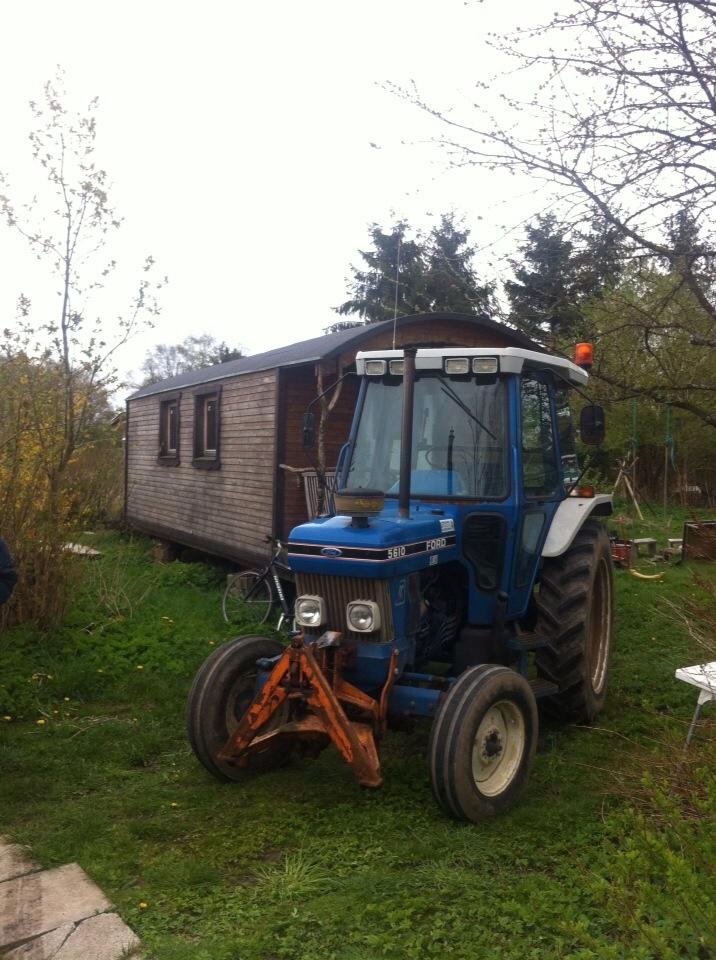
top-left (529, 678), bottom-right (559, 698)
top-left (508, 632), bottom-right (551, 652)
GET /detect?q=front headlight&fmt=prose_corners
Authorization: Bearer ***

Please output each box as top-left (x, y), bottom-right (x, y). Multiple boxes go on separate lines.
top-left (295, 595), bottom-right (325, 628)
top-left (347, 600), bottom-right (381, 633)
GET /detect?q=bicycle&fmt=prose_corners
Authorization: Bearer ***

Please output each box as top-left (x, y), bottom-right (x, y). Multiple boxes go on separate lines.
top-left (222, 536), bottom-right (294, 629)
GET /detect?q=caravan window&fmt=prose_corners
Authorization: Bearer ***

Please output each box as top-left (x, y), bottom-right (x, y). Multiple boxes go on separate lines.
top-left (158, 395), bottom-right (180, 464)
top-left (193, 388), bottom-right (221, 468)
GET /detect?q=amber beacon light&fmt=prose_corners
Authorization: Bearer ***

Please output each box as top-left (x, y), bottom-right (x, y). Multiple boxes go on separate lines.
top-left (574, 342), bottom-right (594, 369)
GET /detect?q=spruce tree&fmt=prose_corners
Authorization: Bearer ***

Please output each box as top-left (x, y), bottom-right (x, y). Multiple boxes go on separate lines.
top-left (506, 214), bottom-right (624, 342)
top-left (423, 213), bottom-right (493, 315)
top-left (505, 214), bottom-right (581, 340)
top-left (335, 215), bottom-right (492, 324)
top-left (335, 221), bottom-right (427, 323)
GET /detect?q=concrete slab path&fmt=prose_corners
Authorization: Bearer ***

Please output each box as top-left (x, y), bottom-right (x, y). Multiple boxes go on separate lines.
top-left (0, 840), bottom-right (140, 960)
top-left (0, 847), bottom-right (39, 885)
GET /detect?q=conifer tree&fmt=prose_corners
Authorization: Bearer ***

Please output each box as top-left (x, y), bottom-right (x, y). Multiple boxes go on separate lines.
top-left (505, 214), bottom-right (582, 340)
top-left (335, 214), bottom-right (492, 325)
top-left (506, 214), bottom-right (623, 342)
top-left (335, 221), bottom-right (427, 323)
top-left (422, 213), bottom-right (493, 315)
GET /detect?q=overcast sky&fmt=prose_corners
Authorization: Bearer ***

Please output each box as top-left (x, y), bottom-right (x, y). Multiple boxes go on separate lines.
top-left (0, 0), bottom-right (561, 389)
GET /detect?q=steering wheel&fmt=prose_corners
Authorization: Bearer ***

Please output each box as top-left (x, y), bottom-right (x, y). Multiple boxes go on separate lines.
top-left (423, 444), bottom-right (472, 468)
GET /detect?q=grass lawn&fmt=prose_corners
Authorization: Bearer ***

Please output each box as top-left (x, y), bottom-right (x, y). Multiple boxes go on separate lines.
top-left (1, 518), bottom-right (715, 960)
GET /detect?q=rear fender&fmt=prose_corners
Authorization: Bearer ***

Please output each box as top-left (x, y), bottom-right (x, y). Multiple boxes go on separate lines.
top-left (541, 495), bottom-right (613, 558)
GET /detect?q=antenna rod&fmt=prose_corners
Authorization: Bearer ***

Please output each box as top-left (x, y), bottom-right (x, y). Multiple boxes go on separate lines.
top-left (392, 236), bottom-right (401, 349)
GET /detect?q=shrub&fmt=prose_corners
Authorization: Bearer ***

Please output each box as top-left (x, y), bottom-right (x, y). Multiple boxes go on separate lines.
top-left (0, 354), bottom-right (123, 630)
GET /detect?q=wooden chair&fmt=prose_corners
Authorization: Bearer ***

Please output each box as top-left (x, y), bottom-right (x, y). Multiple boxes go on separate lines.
top-left (280, 465), bottom-right (337, 520)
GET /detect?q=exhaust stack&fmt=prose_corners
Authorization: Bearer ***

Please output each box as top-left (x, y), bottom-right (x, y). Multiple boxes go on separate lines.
top-left (398, 347), bottom-right (417, 519)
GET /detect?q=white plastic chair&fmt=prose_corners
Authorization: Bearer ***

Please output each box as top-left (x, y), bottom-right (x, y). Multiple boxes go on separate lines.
top-left (675, 662), bottom-right (716, 746)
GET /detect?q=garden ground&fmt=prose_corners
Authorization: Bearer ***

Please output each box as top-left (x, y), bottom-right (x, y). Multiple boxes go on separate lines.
top-left (0, 512), bottom-right (714, 960)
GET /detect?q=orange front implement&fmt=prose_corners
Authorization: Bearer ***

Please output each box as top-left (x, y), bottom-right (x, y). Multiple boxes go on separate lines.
top-left (218, 634), bottom-right (397, 788)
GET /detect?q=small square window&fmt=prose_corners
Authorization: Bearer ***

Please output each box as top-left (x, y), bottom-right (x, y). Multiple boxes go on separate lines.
top-left (193, 389), bottom-right (221, 468)
top-left (158, 396), bottom-right (180, 464)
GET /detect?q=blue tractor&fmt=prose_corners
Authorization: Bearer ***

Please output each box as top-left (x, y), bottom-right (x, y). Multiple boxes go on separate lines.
top-left (187, 342), bottom-right (614, 821)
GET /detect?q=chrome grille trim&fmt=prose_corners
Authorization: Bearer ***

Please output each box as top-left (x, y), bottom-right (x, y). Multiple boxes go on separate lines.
top-left (295, 573), bottom-right (393, 643)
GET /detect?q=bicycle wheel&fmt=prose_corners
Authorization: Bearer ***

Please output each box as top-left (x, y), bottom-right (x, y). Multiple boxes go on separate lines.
top-left (222, 571), bottom-right (273, 625)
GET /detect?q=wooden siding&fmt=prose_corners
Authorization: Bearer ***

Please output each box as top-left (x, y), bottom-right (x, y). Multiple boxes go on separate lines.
top-left (334, 316), bottom-right (521, 361)
top-left (277, 365), bottom-right (359, 539)
top-left (126, 369), bottom-right (279, 564)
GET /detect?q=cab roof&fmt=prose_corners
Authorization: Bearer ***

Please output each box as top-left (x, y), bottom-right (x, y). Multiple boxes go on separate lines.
top-left (355, 347), bottom-right (589, 386)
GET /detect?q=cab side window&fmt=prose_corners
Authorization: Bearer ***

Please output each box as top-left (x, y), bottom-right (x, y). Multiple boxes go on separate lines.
top-left (521, 376), bottom-right (559, 498)
top-left (555, 385), bottom-right (579, 485)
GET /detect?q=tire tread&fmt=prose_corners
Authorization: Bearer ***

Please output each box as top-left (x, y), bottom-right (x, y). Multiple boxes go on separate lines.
top-left (534, 520), bottom-right (613, 722)
top-left (428, 664), bottom-right (538, 822)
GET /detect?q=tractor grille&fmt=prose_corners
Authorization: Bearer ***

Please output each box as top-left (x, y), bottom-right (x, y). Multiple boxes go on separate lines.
top-left (295, 572), bottom-right (393, 643)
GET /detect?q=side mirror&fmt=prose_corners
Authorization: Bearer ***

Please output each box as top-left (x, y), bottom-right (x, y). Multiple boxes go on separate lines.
top-left (580, 404), bottom-right (605, 446)
top-left (302, 412), bottom-right (315, 449)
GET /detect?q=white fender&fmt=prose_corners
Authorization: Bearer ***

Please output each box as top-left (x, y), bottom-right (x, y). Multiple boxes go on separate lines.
top-left (541, 495), bottom-right (613, 558)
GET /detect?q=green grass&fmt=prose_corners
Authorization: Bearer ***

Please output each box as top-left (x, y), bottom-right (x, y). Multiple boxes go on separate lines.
top-left (0, 524), bottom-right (714, 960)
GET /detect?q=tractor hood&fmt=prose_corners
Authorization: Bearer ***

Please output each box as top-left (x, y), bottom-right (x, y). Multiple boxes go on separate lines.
top-left (287, 500), bottom-right (461, 578)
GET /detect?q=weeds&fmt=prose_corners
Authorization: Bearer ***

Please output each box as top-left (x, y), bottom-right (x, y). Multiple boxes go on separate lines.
top-left (588, 782), bottom-right (716, 959)
top-left (0, 528), bottom-right (714, 960)
top-left (90, 548), bottom-right (160, 621)
top-left (253, 850), bottom-right (331, 901)
top-left (665, 569), bottom-right (716, 662)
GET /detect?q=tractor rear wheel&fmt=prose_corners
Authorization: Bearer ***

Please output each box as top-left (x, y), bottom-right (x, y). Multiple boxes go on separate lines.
top-left (428, 664), bottom-right (538, 822)
top-left (186, 635), bottom-right (290, 782)
top-left (535, 520), bottom-right (614, 723)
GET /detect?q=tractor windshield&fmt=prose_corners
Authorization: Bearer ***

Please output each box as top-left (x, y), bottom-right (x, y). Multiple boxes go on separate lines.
top-left (346, 373), bottom-right (508, 499)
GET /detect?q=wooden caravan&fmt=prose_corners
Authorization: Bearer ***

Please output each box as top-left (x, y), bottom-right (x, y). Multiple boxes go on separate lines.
top-left (124, 312), bottom-right (541, 566)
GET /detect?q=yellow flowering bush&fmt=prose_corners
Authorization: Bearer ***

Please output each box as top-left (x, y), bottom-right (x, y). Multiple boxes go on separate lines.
top-left (0, 354), bottom-right (121, 629)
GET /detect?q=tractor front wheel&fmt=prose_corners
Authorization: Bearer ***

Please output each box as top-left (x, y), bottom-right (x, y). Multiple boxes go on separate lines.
top-left (535, 519), bottom-right (614, 723)
top-left (428, 664), bottom-right (538, 822)
top-left (186, 635), bottom-right (290, 782)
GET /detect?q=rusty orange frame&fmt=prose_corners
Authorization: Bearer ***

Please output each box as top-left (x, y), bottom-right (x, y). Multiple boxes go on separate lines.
top-left (218, 634), bottom-right (397, 788)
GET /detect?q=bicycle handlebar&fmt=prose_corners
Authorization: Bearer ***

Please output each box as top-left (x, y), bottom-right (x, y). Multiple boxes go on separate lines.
top-left (264, 534), bottom-right (284, 553)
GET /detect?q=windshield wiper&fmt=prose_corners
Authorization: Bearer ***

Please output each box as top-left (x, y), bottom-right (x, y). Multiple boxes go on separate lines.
top-left (439, 382), bottom-right (497, 441)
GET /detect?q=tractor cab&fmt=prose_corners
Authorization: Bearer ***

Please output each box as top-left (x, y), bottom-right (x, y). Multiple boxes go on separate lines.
top-left (288, 346), bottom-right (609, 673)
top-left (188, 343), bottom-right (614, 823)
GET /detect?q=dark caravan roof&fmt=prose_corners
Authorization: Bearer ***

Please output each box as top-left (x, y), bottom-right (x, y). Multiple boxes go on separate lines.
top-left (128, 312), bottom-right (544, 400)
